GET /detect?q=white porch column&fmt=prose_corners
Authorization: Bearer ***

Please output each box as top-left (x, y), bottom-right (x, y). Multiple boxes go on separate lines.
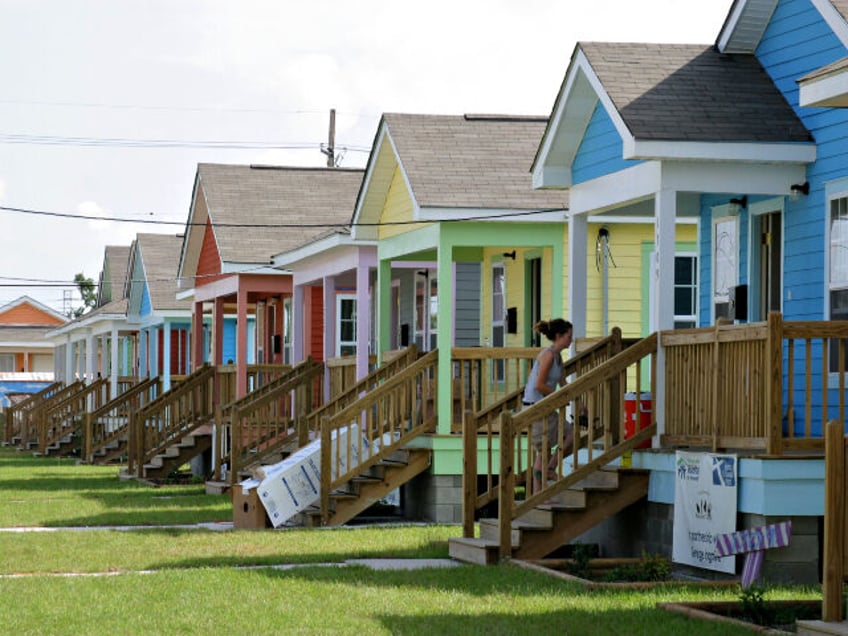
top-left (355, 254), bottom-right (372, 380)
top-left (110, 325), bottom-right (119, 396)
top-left (653, 188), bottom-right (677, 441)
top-left (85, 331), bottom-right (95, 383)
top-left (292, 284), bottom-right (305, 363)
top-left (162, 321), bottom-right (172, 391)
top-left (64, 338), bottom-right (74, 383)
top-left (149, 327), bottom-right (159, 378)
top-left (568, 213), bottom-right (588, 339)
top-left (323, 275), bottom-right (336, 400)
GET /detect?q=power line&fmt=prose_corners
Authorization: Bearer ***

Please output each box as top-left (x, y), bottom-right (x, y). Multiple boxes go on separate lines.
top-left (0, 99), bottom-right (377, 119)
top-left (0, 204), bottom-right (565, 228)
top-left (0, 132), bottom-right (372, 152)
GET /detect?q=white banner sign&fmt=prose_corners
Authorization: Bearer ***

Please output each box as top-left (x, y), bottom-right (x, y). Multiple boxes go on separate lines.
top-left (672, 451), bottom-right (738, 573)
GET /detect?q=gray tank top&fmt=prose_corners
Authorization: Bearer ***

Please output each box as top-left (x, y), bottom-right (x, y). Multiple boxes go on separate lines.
top-left (523, 346), bottom-right (562, 404)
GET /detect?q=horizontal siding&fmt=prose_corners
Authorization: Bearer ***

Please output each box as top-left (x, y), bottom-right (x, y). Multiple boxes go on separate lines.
top-left (378, 165), bottom-right (423, 240)
top-left (572, 102), bottom-right (642, 185)
top-left (454, 262), bottom-right (481, 347)
top-left (0, 303), bottom-right (64, 326)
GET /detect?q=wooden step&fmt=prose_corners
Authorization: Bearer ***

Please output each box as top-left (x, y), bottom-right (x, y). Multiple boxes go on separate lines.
top-left (448, 537), bottom-right (501, 565)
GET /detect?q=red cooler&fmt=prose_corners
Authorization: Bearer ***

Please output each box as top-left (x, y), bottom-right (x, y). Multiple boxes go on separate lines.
top-left (624, 392), bottom-right (652, 449)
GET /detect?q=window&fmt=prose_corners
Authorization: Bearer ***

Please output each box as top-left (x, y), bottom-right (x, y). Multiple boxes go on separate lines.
top-left (674, 254), bottom-right (698, 329)
top-left (414, 269), bottom-right (437, 351)
top-left (713, 215), bottom-right (738, 321)
top-left (491, 263), bottom-right (506, 381)
top-left (336, 294), bottom-right (357, 357)
top-left (645, 246), bottom-right (698, 332)
top-left (0, 354), bottom-right (14, 373)
top-left (282, 298), bottom-right (293, 365)
top-left (829, 195), bottom-right (848, 372)
top-left (428, 276), bottom-right (438, 351)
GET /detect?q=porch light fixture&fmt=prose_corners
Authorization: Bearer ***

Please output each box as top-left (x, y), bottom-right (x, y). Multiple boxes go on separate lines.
top-left (728, 195), bottom-right (747, 216)
top-left (502, 250), bottom-right (516, 260)
top-left (790, 181), bottom-right (810, 200)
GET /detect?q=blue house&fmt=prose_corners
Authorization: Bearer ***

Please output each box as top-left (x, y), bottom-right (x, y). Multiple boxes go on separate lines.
top-left (528, 0), bottom-right (848, 582)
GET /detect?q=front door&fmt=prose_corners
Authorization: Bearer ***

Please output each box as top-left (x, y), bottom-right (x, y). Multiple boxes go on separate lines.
top-left (753, 210), bottom-right (782, 321)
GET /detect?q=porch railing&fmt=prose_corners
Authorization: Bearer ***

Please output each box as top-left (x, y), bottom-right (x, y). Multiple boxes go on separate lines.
top-left (497, 333), bottom-right (658, 558)
top-left (319, 349), bottom-right (439, 525)
top-left (460, 328), bottom-right (629, 538)
top-left (83, 376), bottom-right (163, 463)
top-left (300, 347), bottom-right (419, 450)
top-left (21, 381), bottom-right (86, 449)
top-left (449, 347), bottom-right (538, 432)
top-left (216, 364), bottom-right (294, 406)
top-left (326, 354), bottom-right (379, 397)
top-left (219, 360), bottom-right (324, 485)
top-left (662, 313), bottom-right (848, 453)
top-left (128, 364), bottom-right (217, 476)
top-left (3, 381), bottom-right (62, 444)
top-left (38, 378), bottom-right (110, 455)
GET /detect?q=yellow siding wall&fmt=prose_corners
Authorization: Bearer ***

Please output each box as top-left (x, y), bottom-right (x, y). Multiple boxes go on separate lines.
top-left (377, 165), bottom-right (425, 240)
top-left (582, 222), bottom-right (697, 338)
top-left (477, 222), bottom-right (697, 344)
top-left (481, 246), bottom-right (555, 347)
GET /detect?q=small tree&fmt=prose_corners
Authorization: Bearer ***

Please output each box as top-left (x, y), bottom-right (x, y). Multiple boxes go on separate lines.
top-left (70, 273), bottom-right (97, 318)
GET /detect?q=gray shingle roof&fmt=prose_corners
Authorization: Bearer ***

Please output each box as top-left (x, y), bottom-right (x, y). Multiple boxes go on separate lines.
top-left (135, 233), bottom-right (191, 311)
top-left (831, 0), bottom-right (848, 22)
top-left (579, 42), bottom-right (812, 143)
top-left (381, 113), bottom-right (570, 210)
top-left (799, 54), bottom-right (848, 82)
top-left (197, 164), bottom-right (364, 264)
top-left (97, 245), bottom-right (130, 306)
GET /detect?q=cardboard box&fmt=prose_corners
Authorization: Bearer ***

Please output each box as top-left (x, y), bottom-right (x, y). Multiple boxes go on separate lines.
top-left (254, 424), bottom-right (366, 527)
top-left (231, 482), bottom-right (271, 529)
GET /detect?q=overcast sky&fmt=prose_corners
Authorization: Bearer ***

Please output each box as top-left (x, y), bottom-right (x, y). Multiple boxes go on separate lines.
top-left (0, 0), bottom-right (734, 314)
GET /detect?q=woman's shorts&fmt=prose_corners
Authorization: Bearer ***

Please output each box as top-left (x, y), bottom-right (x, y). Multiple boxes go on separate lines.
top-left (528, 409), bottom-right (571, 451)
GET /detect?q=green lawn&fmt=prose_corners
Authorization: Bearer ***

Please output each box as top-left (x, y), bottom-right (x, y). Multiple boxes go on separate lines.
top-left (0, 446), bottom-right (818, 635)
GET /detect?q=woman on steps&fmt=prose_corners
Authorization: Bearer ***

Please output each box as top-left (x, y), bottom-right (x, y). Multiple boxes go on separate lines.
top-left (522, 318), bottom-right (575, 495)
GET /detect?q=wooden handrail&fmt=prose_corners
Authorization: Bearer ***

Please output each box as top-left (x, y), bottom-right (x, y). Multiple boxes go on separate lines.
top-left (129, 364), bottom-right (217, 476)
top-left (24, 381), bottom-right (86, 449)
top-left (222, 360), bottom-right (324, 484)
top-left (822, 419), bottom-right (846, 622)
top-left (461, 328), bottom-right (627, 538)
top-left (497, 333), bottom-right (658, 559)
top-left (4, 381), bottom-right (62, 444)
top-left (39, 378), bottom-right (111, 455)
top-left (83, 377), bottom-right (162, 463)
top-left (319, 349), bottom-right (439, 525)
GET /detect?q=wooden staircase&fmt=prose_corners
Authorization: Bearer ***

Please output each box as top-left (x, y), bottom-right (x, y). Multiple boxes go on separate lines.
top-left (141, 425), bottom-right (213, 482)
top-left (233, 348), bottom-right (419, 486)
top-left (450, 330), bottom-right (659, 565)
top-left (238, 347), bottom-right (435, 529)
top-left (300, 446), bottom-right (432, 527)
top-left (449, 466), bottom-right (649, 564)
top-left (38, 378), bottom-right (110, 457)
top-left (129, 364), bottom-right (218, 482)
top-left (83, 377), bottom-right (163, 464)
top-left (3, 381), bottom-right (62, 446)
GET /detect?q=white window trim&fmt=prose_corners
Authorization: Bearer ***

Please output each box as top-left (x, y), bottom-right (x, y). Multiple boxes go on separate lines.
top-left (336, 293), bottom-right (357, 357)
top-left (825, 179), bottom-right (848, 385)
top-left (711, 206), bottom-right (739, 323)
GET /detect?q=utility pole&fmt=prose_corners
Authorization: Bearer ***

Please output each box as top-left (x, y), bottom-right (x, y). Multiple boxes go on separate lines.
top-left (321, 108), bottom-right (336, 167)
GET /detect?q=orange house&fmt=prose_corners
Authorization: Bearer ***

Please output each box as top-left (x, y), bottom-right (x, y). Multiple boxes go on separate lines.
top-left (0, 296), bottom-right (66, 374)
